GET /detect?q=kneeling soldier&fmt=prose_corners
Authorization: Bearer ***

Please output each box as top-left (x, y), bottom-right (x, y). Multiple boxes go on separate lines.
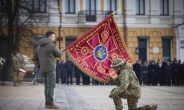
top-left (109, 58), bottom-right (157, 110)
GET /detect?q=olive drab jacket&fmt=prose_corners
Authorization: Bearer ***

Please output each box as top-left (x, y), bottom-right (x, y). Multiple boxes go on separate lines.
top-left (110, 63), bottom-right (141, 98)
top-left (17, 53), bottom-right (26, 68)
top-left (12, 55), bottom-right (20, 71)
top-left (33, 38), bottom-right (63, 73)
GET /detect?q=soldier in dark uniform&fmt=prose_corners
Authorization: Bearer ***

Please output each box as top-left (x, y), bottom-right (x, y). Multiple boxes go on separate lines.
top-left (59, 60), bottom-right (67, 84)
top-left (82, 71), bottom-right (88, 85)
top-left (178, 60), bottom-right (182, 86)
top-left (133, 60), bottom-right (141, 84)
top-left (148, 60), bottom-right (157, 86)
top-left (56, 60), bottom-right (60, 83)
top-left (161, 58), bottom-right (167, 85)
top-left (109, 58), bottom-right (157, 110)
top-left (181, 62), bottom-right (184, 86)
top-left (141, 61), bottom-right (149, 85)
top-left (172, 60), bottom-right (180, 86)
top-left (65, 58), bottom-right (74, 85)
top-left (74, 65), bottom-right (81, 85)
top-left (156, 60), bottom-right (165, 86)
top-left (165, 60), bottom-right (172, 86)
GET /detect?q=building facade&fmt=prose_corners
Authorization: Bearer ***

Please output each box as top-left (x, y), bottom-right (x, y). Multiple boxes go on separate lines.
top-left (1, 0), bottom-right (184, 69)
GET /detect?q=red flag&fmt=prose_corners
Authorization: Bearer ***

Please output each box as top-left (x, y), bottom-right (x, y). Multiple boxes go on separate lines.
top-left (66, 14), bottom-right (134, 83)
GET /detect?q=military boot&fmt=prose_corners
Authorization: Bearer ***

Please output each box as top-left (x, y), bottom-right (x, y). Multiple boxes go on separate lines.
top-left (144, 104), bottom-right (157, 110)
top-left (137, 104), bottom-right (157, 110)
top-left (13, 83), bottom-right (19, 87)
top-left (45, 104), bottom-right (59, 109)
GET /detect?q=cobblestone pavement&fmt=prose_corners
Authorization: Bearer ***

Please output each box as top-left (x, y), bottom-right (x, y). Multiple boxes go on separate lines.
top-left (0, 83), bottom-right (44, 99)
top-left (71, 85), bottom-right (184, 110)
top-left (0, 82), bottom-right (184, 110)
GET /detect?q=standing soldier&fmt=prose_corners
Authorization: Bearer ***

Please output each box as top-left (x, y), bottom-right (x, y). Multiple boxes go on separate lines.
top-left (109, 58), bottom-right (157, 110)
top-left (59, 60), bottom-right (67, 84)
top-left (74, 65), bottom-right (81, 85)
top-left (17, 53), bottom-right (26, 84)
top-left (65, 58), bottom-right (74, 85)
top-left (133, 60), bottom-right (141, 84)
top-left (12, 52), bottom-right (20, 87)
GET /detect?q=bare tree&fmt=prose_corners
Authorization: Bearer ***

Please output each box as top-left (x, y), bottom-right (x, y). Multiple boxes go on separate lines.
top-left (0, 0), bottom-right (49, 77)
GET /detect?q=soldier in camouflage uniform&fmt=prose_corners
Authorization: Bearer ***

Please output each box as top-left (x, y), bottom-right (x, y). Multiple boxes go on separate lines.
top-left (16, 53), bottom-right (26, 84)
top-left (109, 58), bottom-right (157, 110)
top-left (12, 52), bottom-right (20, 87)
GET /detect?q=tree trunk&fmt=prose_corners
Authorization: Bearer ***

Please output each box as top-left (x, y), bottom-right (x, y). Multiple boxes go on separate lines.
top-left (5, 17), bottom-right (14, 78)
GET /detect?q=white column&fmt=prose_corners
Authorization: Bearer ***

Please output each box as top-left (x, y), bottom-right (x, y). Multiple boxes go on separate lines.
top-left (76, 0), bottom-right (79, 14)
top-left (174, 27), bottom-right (180, 61)
top-left (62, 0), bottom-right (65, 13)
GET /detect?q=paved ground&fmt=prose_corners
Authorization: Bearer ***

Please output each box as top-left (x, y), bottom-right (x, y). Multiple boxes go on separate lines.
top-left (0, 82), bottom-right (184, 110)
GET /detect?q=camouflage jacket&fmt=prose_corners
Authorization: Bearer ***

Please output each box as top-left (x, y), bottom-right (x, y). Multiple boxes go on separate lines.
top-left (16, 53), bottom-right (25, 68)
top-left (110, 63), bottom-right (141, 98)
top-left (12, 56), bottom-right (20, 71)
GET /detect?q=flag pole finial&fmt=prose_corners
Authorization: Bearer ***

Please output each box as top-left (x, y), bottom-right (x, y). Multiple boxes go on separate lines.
top-left (112, 8), bottom-right (122, 15)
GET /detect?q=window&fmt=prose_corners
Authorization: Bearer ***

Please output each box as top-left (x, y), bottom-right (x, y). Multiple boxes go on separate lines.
top-left (86, 0), bottom-right (96, 21)
top-left (138, 36), bottom-right (149, 62)
top-left (86, 0), bottom-right (96, 14)
top-left (160, 0), bottom-right (169, 15)
top-left (65, 0), bottom-right (75, 14)
top-left (0, 0), bottom-right (6, 12)
top-left (136, 0), bottom-right (145, 15)
top-left (162, 37), bottom-right (172, 61)
top-left (106, 0), bottom-right (117, 14)
top-left (27, 0), bottom-right (46, 13)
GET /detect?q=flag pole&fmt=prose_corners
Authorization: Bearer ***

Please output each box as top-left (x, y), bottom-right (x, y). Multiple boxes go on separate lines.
top-left (112, 8), bottom-right (122, 15)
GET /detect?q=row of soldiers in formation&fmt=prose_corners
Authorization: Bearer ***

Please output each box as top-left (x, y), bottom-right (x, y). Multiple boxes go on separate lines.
top-left (56, 58), bottom-right (107, 85)
top-left (55, 58), bottom-right (184, 86)
top-left (133, 58), bottom-right (184, 86)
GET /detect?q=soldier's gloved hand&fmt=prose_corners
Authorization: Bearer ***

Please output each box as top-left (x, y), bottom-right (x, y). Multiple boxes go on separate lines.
top-left (109, 94), bottom-right (114, 98)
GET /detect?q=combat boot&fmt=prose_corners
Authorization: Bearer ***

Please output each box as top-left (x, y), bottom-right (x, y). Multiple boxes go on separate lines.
top-left (13, 83), bottom-right (19, 87)
top-left (145, 104), bottom-right (157, 110)
top-left (45, 104), bottom-right (59, 109)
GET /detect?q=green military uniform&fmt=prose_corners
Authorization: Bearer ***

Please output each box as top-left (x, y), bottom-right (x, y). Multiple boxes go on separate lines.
top-left (16, 53), bottom-right (25, 84)
top-left (12, 54), bottom-right (20, 87)
top-left (110, 59), bottom-right (157, 110)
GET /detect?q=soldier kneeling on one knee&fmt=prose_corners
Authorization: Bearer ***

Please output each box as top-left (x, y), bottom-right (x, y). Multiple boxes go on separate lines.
top-left (108, 58), bottom-right (157, 110)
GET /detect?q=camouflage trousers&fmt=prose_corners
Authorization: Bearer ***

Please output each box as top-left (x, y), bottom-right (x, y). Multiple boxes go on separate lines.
top-left (17, 71), bottom-right (22, 84)
top-left (111, 89), bottom-right (152, 110)
top-left (13, 71), bottom-right (19, 86)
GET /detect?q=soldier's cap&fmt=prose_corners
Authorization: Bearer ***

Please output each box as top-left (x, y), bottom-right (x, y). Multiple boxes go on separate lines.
top-left (110, 58), bottom-right (125, 68)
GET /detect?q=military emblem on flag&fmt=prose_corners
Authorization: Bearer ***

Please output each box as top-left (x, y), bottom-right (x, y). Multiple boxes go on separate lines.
top-left (66, 14), bottom-right (134, 83)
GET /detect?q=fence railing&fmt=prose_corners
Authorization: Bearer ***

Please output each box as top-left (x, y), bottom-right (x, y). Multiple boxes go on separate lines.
top-left (78, 10), bottom-right (114, 22)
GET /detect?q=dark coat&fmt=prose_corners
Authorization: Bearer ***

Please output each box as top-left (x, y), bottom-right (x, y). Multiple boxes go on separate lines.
top-left (33, 38), bottom-right (63, 72)
top-left (172, 63), bottom-right (180, 76)
top-left (181, 64), bottom-right (184, 78)
top-left (65, 61), bottom-right (74, 74)
top-left (133, 63), bottom-right (141, 80)
top-left (165, 64), bottom-right (172, 79)
top-left (156, 64), bottom-right (165, 82)
top-left (148, 64), bottom-right (157, 78)
top-left (59, 63), bottom-right (67, 78)
top-left (141, 65), bottom-right (149, 82)
top-left (74, 65), bottom-right (81, 77)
